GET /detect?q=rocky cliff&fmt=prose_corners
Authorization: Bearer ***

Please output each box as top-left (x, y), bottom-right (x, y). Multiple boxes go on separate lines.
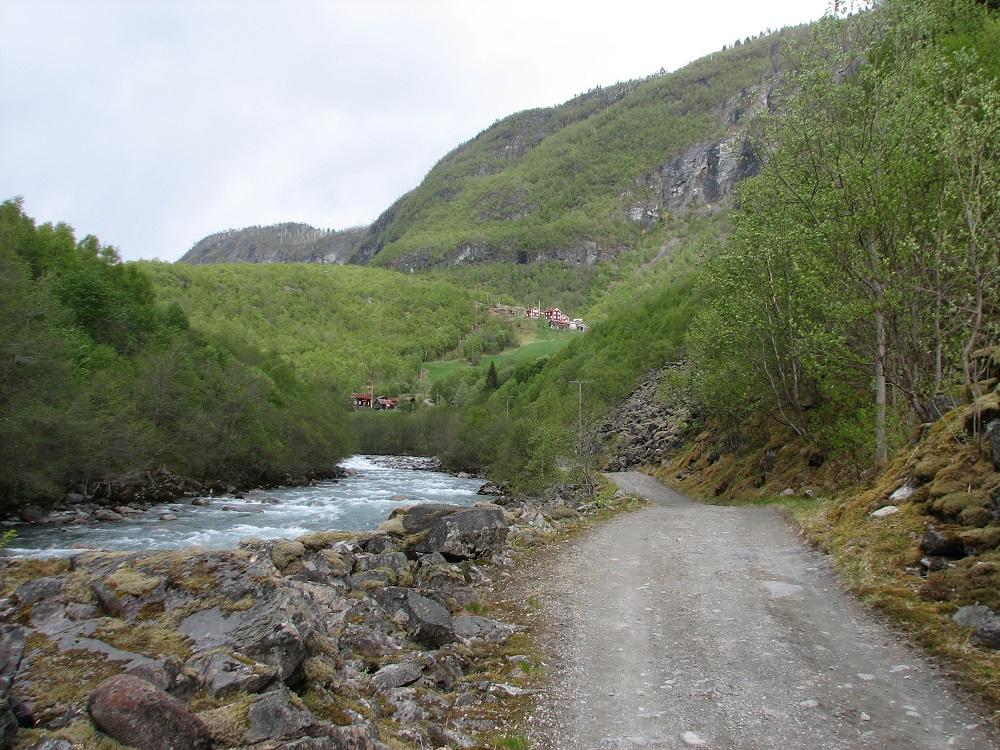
top-left (179, 223), bottom-right (365, 265)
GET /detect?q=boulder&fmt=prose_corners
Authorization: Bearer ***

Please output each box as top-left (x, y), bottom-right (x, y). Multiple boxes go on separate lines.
top-left (374, 588), bottom-right (455, 648)
top-left (245, 688), bottom-right (322, 743)
top-left (453, 615), bottom-right (517, 643)
top-left (920, 528), bottom-right (967, 559)
top-left (0, 702), bottom-right (16, 750)
top-left (185, 650), bottom-right (279, 697)
top-left (972, 620), bottom-right (1000, 650)
top-left (389, 504), bottom-right (508, 560)
top-left (371, 661), bottom-right (422, 691)
top-left (87, 675), bottom-right (212, 750)
top-left (477, 483), bottom-right (506, 497)
top-left (20, 505), bottom-right (45, 523)
top-left (94, 509), bottom-right (124, 522)
top-left (953, 604), bottom-right (995, 628)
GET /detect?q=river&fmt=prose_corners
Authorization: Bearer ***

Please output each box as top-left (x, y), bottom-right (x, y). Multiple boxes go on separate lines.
top-left (2, 455), bottom-right (486, 558)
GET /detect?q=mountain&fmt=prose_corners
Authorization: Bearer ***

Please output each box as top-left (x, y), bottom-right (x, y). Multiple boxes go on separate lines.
top-left (179, 222), bottom-right (365, 264)
top-left (179, 29), bottom-right (798, 270)
top-left (351, 32), bottom-right (794, 270)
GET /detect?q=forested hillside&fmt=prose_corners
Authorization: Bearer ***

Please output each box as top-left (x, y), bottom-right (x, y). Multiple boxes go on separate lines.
top-left (142, 262), bottom-right (480, 392)
top-left (0, 200), bottom-right (354, 509)
top-left (351, 30), bottom-right (797, 269)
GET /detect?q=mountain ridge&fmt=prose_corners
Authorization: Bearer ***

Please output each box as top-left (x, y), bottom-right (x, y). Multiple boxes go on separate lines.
top-left (180, 29), bottom-right (799, 268)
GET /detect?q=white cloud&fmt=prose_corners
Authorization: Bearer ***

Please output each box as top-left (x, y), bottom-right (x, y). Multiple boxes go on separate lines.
top-left (0, 0), bottom-right (830, 260)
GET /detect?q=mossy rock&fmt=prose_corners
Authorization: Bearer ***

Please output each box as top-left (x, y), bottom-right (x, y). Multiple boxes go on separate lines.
top-left (913, 455), bottom-right (951, 483)
top-left (319, 550), bottom-right (351, 577)
top-left (196, 692), bottom-right (256, 747)
top-left (951, 553), bottom-right (1000, 611)
top-left (959, 526), bottom-right (1000, 552)
top-left (930, 491), bottom-right (985, 520)
top-left (105, 567), bottom-right (163, 597)
top-left (270, 540), bottom-right (306, 570)
top-left (299, 531), bottom-right (357, 550)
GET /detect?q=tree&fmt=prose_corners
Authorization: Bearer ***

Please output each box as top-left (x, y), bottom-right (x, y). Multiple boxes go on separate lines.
top-left (485, 360), bottom-right (499, 390)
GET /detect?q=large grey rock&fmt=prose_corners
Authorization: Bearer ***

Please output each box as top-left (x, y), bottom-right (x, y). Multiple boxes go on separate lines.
top-left (453, 615), bottom-right (517, 643)
top-left (0, 626), bottom-right (26, 697)
top-left (245, 688), bottom-right (321, 743)
top-left (972, 620), bottom-right (1000, 650)
top-left (953, 604), bottom-right (996, 629)
top-left (185, 650), bottom-right (279, 697)
top-left (389, 504), bottom-right (508, 560)
top-left (374, 588), bottom-right (455, 647)
top-left (87, 675), bottom-right (212, 750)
top-left (179, 587), bottom-right (314, 680)
top-left (371, 662), bottom-right (422, 691)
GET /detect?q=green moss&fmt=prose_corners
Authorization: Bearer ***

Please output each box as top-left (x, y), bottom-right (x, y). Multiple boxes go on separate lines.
top-left (14, 721), bottom-right (129, 750)
top-left (270, 539), bottom-right (306, 570)
top-left (0, 558), bottom-right (70, 597)
top-left (931, 491), bottom-right (986, 521)
top-left (299, 531), bottom-right (357, 550)
top-left (195, 692), bottom-right (256, 747)
top-left (959, 526), bottom-right (1000, 552)
top-left (91, 617), bottom-right (192, 660)
top-left (105, 567), bottom-right (163, 597)
top-left (19, 634), bottom-right (122, 724)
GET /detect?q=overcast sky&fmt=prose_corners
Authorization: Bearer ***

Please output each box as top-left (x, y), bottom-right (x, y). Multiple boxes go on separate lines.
top-left (1, 1), bottom-right (831, 261)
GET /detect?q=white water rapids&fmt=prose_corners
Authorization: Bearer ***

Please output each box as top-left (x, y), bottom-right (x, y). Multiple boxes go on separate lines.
top-left (3, 455), bottom-right (486, 558)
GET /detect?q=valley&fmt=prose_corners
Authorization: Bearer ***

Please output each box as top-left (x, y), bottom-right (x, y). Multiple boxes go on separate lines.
top-left (1, 0), bottom-right (998, 747)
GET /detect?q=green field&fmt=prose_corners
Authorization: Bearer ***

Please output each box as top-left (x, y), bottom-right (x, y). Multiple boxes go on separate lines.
top-left (423, 322), bottom-right (576, 385)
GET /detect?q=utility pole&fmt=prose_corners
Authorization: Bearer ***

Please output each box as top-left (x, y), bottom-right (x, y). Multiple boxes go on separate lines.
top-left (568, 379), bottom-right (592, 452)
top-left (501, 394), bottom-right (515, 423)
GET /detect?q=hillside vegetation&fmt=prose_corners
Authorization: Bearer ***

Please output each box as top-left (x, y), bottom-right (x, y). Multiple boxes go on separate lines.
top-left (141, 262), bottom-right (480, 392)
top-left (354, 31), bottom-right (795, 268)
top-left (0, 200), bottom-right (354, 509)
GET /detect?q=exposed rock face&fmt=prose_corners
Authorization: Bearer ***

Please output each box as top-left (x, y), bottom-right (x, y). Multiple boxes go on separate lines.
top-left (87, 675), bottom-right (212, 750)
top-left (597, 364), bottom-right (699, 471)
top-left (180, 223), bottom-right (366, 265)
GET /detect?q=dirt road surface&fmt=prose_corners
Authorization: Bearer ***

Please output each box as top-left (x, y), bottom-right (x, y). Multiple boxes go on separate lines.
top-left (525, 471), bottom-right (998, 750)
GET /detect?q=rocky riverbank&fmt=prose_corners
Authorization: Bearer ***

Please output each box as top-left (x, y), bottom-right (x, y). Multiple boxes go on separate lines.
top-left (0, 482), bottom-right (640, 749)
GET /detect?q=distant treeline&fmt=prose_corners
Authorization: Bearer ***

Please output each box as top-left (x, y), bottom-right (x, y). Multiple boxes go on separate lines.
top-left (0, 199), bottom-right (354, 510)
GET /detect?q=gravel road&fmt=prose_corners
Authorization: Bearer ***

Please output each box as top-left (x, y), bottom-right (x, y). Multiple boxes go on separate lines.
top-left (524, 471), bottom-right (998, 750)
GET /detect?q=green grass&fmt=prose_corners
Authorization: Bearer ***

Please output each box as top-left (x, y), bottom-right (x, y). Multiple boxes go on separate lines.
top-left (423, 322), bottom-right (575, 385)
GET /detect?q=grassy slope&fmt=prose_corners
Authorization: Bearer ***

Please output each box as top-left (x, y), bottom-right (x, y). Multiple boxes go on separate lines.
top-left (424, 322), bottom-right (574, 385)
top-left (140, 262), bottom-right (477, 391)
top-left (365, 33), bottom-right (791, 266)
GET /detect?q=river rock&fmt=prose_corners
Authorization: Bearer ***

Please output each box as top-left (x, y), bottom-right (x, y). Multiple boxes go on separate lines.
top-left (94, 509), bottom-right (124, 522)
top-left (374, 588), bottom-right (455, 647)
top-left (388, 504), bottom-right (508, 560)
top-left (87, 675), bottom-right (212, 750)
top-left (477, 482), bottom-right (506, 497)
